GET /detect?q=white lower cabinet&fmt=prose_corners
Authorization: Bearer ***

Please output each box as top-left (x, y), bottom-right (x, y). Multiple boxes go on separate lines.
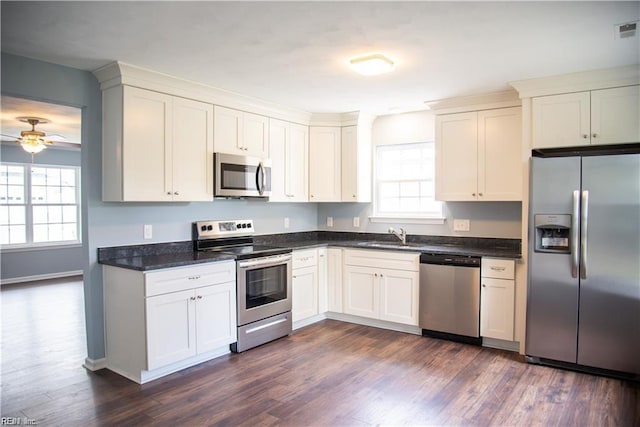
top-left (480, 258), bottom-right (515, 341)
top-left (343, 249), bottom-right (419, 326)
top-left (292, 249), bottom-right (320, 323)
top-left (326, 248), bottom-right (343, 313)
top-left (104, 261), bottom-right (236, 384)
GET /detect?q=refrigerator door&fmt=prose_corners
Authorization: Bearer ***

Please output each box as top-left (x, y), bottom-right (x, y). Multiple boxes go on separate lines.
top-left (577, 154), bottom-right (640, 374)
top-left (526, 156), bottom-right (581, 363)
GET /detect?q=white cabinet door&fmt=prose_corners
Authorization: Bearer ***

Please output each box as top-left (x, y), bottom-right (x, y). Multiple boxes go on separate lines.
top-left (435, 112), bottom-right (478, 201)
top-left (213, 105), bottom-right (243, 155)
top-left (378, 268), bottom-right (419, 326)
top-left (243, 112), bottom-right (269, 158)
top-left (288, 123), bottom-right (309, 202)
top-left (317, 248), bottom-right (328, 314)
top-left (122, 86), bottom-right (173, 201)
top-left (172, 97), bottom-right (214, 201)
top-left (146, 289), bottom-right (196, 370)
top-left (268, 118), bottom-right (288, 202)
top-left (343, 265), bottom-right (378, 319)
top-left (195, 283), bottom-right (237, 353)
top-left (480, 277), bottom-right (515, 341)
top-left (309, 126), bottom-right (341, 202)
top-left (532, 92), bottom-right (591, 148)
top-left (327, 248), bottom-right (343, 313)
top-left (269, 120), bottom-right (309, 202)
top-left (591, 86), bottom-right (640, 145)
top-left (478, 107), bottom-right (522, 201)
top-left (341, 125), bottom-right (358, 202)
top-left (292, 265), bottom-right (319, 322)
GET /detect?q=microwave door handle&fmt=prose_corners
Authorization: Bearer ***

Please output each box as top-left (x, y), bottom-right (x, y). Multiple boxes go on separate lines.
top-left (256, 162), bottom-right (265, 196)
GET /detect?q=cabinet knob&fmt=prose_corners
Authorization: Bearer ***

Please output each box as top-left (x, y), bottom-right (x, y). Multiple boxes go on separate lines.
top-left (190, 296), bottom-right (196, 301)
top-left (197, 295), bottom-right (203, 300)
top-left (167, 192), bottom-right (172, 195)
top-left (174, 191), bottom-right (179, 195)
top-left (472, 193), bottom-right (476, 197)
top-left (582, 134), bottom-right (589, 139)
top-left (478, 193), bottom-right (483, 197)
top-left (352, 194), bottom-right (356, 198)
top-left (592, 133), bottom-right (598, 138)
top-left (482, 284), bottom-right (486, 288)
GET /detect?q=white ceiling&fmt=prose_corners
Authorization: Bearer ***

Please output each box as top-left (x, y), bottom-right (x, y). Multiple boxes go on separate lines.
top-left (1, 1), bottom-right (639, 117)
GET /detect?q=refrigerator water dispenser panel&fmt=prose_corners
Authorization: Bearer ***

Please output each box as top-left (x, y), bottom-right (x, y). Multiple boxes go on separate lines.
top-left (534, 214), bottom-right (571, 253)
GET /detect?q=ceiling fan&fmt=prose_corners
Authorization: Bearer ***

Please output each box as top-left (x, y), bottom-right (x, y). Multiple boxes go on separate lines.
top-left (1, 116), bottom-right (78, 155)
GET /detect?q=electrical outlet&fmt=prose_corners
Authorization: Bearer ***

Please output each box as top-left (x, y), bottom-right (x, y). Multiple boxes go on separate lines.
top-left (353, 217), bottom-right (360, 228)
top-left (327, 217), bottom-right (334, 227)
top-left (453, 219), bottom-right (470, 232)
top-left (143, 224), bottom-right (153, 239)
top-left (284, 217), bottom-right (290, 229)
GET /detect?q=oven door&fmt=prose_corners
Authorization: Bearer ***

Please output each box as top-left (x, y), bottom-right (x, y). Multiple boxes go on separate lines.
top-left (215, 153), bottom-right (271, 198)
top-left (237, 254), bottom-right (292, 326)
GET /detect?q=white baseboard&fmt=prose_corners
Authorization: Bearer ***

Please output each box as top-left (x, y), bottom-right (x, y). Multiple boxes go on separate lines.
top-left (325, 312), bottom-right (422, 335)
top-left (1, 270), bottom-right (83, 286)
top-left (84, 357), bottom-right (107, 371)
top-left (293, 313), bottom-right (328, 330)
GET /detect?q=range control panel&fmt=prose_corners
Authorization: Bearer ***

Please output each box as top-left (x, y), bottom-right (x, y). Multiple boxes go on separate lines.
top-left (194, 219), bottom-right (255, 239)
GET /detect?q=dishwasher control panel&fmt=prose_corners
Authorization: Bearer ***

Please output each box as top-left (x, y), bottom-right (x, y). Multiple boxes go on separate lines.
top-left (420, 253), bottom-right (481, 267)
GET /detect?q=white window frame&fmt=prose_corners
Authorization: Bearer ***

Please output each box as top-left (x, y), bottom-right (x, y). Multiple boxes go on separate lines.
top-left (0, 162), bottom-right (82, 249)
top-left (370, 141), bottom-right (444, 224)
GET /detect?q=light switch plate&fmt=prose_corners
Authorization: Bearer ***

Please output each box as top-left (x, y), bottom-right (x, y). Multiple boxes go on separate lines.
top-left (453, 219), bottom-right (470, 232)
top-left (143, 224), bottom-right (153, 239)
top-left (353, 217), bottom-right (360, 228)
top-left (284, 217), bottom-right (290, 229)
top-left (327, 217), bottom-right (334, 227)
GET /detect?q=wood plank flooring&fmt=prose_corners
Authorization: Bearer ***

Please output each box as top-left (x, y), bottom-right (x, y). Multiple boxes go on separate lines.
top-left (2, 278), bottom-right (639, 426)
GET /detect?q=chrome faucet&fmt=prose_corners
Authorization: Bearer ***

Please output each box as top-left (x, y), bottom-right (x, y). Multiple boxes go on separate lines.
top-left (388, 227), bottom-right (407, 245)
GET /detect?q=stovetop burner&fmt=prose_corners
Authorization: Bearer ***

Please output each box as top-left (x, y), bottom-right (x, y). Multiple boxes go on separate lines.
top-left (193, 219), bottom-right (291, 260)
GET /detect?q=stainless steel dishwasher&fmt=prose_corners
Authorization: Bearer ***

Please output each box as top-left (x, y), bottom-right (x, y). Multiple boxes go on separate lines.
top-left (419, 253), bottom-right (482, 345)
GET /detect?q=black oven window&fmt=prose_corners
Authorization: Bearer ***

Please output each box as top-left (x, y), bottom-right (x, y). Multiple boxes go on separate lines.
top-left (245, 264), bottom-right (287, 308)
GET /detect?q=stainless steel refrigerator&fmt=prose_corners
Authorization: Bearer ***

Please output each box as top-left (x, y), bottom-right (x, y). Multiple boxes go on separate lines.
top-left (526, 146), bottom-right (640, 377)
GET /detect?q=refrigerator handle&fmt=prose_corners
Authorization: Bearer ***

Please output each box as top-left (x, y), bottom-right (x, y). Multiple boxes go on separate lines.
top-left (580, 190), bottom-right (589, 280)
top-left (571, 190), bottom-right (580, 278)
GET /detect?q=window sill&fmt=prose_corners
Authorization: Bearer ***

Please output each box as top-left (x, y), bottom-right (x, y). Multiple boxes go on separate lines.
top-left (0, 242), bottom-right (82, 253)
top-left (368, 216), bottom-right (446, 225)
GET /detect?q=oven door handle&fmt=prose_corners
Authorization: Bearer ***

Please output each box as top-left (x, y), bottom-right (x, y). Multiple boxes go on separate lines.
top-left (238, 254), bottom-right (291, 269)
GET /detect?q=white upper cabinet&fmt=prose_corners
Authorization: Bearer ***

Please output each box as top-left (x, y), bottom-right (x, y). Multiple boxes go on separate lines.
top-left (269, 118), bottom-right (309, 202)
top-left (214, 105), bottom-right (269, 158)
top-left (341, 125), bottom-right (372, 203)
top-left (102, 85), bottom-right (213, 202)
top-left (532, 86), bottom-right (640, 148)
top-left (309, 126), bottom-right (342, 202)
top-left (436, 107), bottom-right (522, 201)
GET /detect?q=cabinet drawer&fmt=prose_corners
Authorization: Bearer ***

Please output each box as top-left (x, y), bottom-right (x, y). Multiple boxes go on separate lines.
top-left (481, 258), bottom-right (515, 280)
top-left (344, 249), bottom-right (419, 272)
top-left (145, 261), bottom-right (236, 297)
top-left (293, 249), bottom-right (318, 269)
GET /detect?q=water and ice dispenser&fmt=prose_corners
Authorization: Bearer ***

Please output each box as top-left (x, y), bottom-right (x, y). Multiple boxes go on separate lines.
top-left (534, 214), bottom-right (572, 254)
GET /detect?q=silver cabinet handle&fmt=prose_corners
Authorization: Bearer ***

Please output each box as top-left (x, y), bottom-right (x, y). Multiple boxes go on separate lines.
top-left (490, 266), bottom-right (506, 272)
top-left (188, 275), bottom-right (201, 280)
top-left (571, 190), bottom-right (580, 278)
top-left (580, 190), bottom-right (589, 280)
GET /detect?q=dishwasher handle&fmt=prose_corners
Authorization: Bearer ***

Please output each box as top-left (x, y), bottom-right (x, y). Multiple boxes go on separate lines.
top-left (419, 253), bottom-right (481, 267)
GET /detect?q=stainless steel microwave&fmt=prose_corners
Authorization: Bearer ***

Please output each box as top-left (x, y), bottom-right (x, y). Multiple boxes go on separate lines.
top-left (214, 153), bottom-right (272, 198)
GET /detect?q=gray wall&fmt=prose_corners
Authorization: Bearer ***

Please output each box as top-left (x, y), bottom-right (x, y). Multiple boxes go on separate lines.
top-left (0, 145), bottom-right (84, 282)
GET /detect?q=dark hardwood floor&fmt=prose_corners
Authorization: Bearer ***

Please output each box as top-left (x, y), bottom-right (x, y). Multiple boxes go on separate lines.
top-left (2, 278), bottom-right (639, 426)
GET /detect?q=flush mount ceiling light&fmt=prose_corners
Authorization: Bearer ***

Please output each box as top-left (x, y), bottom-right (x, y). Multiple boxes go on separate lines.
top-left (348, 53), bottom-right (395, 76)
top-left (16, 117), bottom-right (53, 155)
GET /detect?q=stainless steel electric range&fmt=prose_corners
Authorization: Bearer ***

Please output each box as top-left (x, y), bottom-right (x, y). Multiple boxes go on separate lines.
top-left (193, 219), bottom-right (292, 352)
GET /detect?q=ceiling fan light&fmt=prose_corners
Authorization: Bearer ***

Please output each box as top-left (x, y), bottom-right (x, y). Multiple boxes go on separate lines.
top-left (349, 53), bottom-right (395, 76)
top-left (20, 137), bottom-right (48, 154)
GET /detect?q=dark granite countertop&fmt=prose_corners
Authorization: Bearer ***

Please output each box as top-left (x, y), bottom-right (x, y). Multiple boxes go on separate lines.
top-left (98, 231), bottom-right (521, 271)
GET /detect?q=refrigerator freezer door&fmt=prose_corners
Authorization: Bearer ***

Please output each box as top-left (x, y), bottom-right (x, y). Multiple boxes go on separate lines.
top-left (577, 154), bottom-right (640, 374)
top-left (526, 156), bottom-right (581, 363)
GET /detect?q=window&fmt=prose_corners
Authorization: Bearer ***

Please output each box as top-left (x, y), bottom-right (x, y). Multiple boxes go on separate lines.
top-left (0, 163), bottom-right (81, 247)
top-left (373, 142), bottom-right (443, 220)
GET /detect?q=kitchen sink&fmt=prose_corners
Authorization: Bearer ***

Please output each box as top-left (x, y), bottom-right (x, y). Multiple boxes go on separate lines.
top-left (356, 241), bottom-right (425, 249)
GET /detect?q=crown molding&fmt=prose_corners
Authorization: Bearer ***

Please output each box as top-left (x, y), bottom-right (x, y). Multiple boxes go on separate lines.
top-left (510, 64), bottom-right (640, 99)
top-left (427, 90), bottom-right (521, 115)
top-left (93, 61), bottom-right (312, 125)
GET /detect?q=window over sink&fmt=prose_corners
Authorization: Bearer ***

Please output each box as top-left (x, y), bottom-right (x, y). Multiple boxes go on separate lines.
top-left (371, 142), bottom-right (444, 223)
